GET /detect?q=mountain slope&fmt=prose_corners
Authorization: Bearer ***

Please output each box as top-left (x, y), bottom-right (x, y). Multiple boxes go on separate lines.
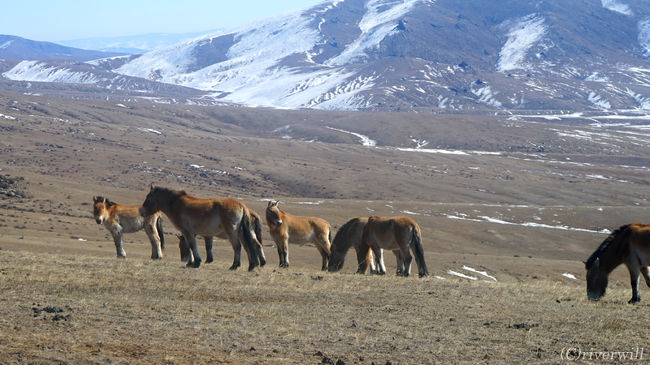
top-left (4, 0), bottom-right (650, 112)
top-left (0, 35), bottom-right (124, 62)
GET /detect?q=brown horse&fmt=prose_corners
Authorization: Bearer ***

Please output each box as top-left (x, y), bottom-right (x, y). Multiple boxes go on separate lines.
top-left (92, 196), bottom-right (164, 259)
top-left (140, 186), bottom-right (264, 270)
top-left (359, 216), bottom-right (429, 278)
top-left (177, 210), bottom-right (265, 264)
top-left (585, 223), bottom-right (650, 303)
top-left (265, 201), bottom-right (331, 270)
top-left (328, 217), bottom-right (403, 274)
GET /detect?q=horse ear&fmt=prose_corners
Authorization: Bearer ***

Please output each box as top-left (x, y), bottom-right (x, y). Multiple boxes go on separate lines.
top-left (594, 257), bottom-right (600, 268)
top-left (150, 183), bottom-right (155, 192)
top-left (267, 200), bottom-right (273, 208)
top-left (273, 201), bottom-right (279, 207)
top-left (102, 197), bottom-right (106, 203)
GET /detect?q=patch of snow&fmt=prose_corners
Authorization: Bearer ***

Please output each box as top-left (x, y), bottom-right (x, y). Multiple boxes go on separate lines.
top-left (393, 147), bottom-right (502, 156)
top-left (601, 0), bottom-right (633, 16)
top-left (326, 126), bottom-right (376, 146)
top-left (295, 200), bottom-right (324, 205)
top-left (497, 14), bottom-right (547, 72)
top-left (325, 0), bottom-right (420, 66)
top-left (189, 164), bottom-right (204, 169)
top-left (3, 61), bottom-right (100, 84)
top-left (562, 273), bottom-right (577, 280)
top-left (587, 92), bottom-right (611, 110)
top-left (444, 214), bottom-right (611, 234)
top-left (585, 73), bottom-right (609, 82)
top-left (0, 40), bottom-right (13, 49)
top-left (471, 83), bottom-right (502, 107)
top-left (462, 266), bottom-right (497, 281)
top-left (138, 128), bottom-right (162, 135)
top-left (116, 103), bottom-right (128, 108)
top-left (400, 210), bottom-right (420, 215)
top-left (447, 270), bottom-right (478, 280)
top-left (0, 113), bottom-right (16, 120)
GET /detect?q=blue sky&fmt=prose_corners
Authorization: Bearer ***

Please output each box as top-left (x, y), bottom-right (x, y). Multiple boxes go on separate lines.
top-left (1, 0), bottom-right (324, 41)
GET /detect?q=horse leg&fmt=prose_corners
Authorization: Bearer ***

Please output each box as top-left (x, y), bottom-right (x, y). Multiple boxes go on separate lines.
top-left (641, 267), bottom-right (650, 288)
top-left (184, 232), bottom-right (201, 268)
top-left (316, 244), bottom-right (329, 271)
top-left (372, 246), bottom-right (386, 275)
top-left (228, 236), bottom-right (241, 270)
top-left (111, 228), bottom-right (126, 258)
top-left (393, 250), bottom-right (403, 276)
top-left (144, 223), bottom-right (163, 260)
top-left (204, 236), bottom-right (214, 263)
top-left (628, 265), bottom-right (641, 303)
top-left (179, 236), bottom-right (191, 262)
top-left (399, 246), bottom-right (413, 277)
top-left (277, 237), bottom-right (290, 268)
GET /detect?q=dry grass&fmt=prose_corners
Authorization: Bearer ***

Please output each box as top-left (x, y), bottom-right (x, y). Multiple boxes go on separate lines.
top-left (1, 249), bottom-right (648, 364)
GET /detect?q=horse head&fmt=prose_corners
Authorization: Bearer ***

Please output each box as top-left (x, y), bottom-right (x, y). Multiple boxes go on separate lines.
top-left (266, 201), bottom-right (283, 227)
top-left (92, 196), bottom-right (113, 224)
top-left (140, 184), bottom-right (162, 217)
top-left (585, 257), bottom-right (608, 301)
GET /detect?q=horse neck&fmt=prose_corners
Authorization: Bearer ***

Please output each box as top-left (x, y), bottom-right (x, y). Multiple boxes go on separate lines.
top-left (598, 240), bottom-right (627, 274)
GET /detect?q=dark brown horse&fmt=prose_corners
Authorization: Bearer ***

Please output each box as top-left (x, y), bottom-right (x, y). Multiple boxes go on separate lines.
top-left (93, 196), bottom-right (165, 259)
top-left (177, 209), bottom-right (265, 265)
top-left (266, 201), bottom-right (331, 270)
top-left (359, 216), bottom-right (429, 278)
top-left (328, 217), bottom-right (403, 274)
top-left (585, 223), bottom-right (650, 303)
top-left (140, 186), bottom-right (264, 270)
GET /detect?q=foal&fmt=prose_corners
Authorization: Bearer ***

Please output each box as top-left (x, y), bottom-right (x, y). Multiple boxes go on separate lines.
top-left (265, 201), bottom-right (331, 270)
top-left (92, 196), bottom-right (164, 259)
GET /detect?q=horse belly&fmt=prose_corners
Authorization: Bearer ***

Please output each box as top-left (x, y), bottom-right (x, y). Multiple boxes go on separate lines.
top-left (120, 216), bottom-right (145, 233)
top-left (289, 231), bottom-right (315, 245)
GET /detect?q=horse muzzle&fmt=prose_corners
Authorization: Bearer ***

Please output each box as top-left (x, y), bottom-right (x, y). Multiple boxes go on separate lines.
top-left (95, 217), bottom-right (102, 224)
top-left (275, 220), bottom-right (283, 226)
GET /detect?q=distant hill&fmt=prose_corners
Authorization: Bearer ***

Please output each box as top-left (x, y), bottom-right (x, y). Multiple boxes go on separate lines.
top-left (58, 30), bottom-right (222, 54)
top-left (0, 35), bottom-right (124, 62)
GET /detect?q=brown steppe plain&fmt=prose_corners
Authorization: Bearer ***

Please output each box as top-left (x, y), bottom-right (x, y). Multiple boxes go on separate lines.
top-left (1, 88), bottom-right (649, 364)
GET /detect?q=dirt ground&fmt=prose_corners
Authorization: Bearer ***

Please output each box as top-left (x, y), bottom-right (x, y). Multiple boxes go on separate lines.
top-left (0, 91), bottom-right (649, 363)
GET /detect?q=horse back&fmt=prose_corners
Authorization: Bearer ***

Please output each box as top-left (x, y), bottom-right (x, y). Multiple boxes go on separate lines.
top-left (364, 216), bottom-right (418, 249)
top-left (108, 204), bottom-right (148, 232)
top-left (178, 196), bottom-right (244, 235)
top-left (628, 223), bottom-right (650, 264)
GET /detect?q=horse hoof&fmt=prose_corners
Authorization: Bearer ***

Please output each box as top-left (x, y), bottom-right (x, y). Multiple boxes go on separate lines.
top-left (187, 260), bottom-right (201, 268)
top-left (419, 273), bottom-right (429, 278)
top-left (248, 265), bottom-right (256, 272)
top-left (206, 258), bottom-right (213, 263)
top-left (229, 264), bottom-right (239, 270)
top-left (629, 297), bottom-right (641, 304)
top-left (259, 258), bottom-right (266, 267)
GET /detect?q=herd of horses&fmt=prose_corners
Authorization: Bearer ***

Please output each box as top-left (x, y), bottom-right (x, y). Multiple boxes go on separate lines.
top-left (93, 185), bottom-right (649, 304)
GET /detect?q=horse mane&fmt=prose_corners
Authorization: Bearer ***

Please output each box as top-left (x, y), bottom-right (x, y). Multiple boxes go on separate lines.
top-left (154, 186), bottom-right (187, 197)
top-left (93, 196), bottom-right (115, 207)
top-left (585, 224), bottom-right (630, 269)
top-left (332, 217), bottom-right (361, 252)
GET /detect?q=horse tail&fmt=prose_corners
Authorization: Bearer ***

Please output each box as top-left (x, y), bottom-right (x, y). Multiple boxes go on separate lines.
top-left (240, 212), bottom-right (260, 268)
top-left (156, 216), bottom-right (165, 250)
top-left (252, 213), bottom-right (263, 245)
top-left (410, 224), bottom-right (429, 277)
top-left (585, 224), bottom-right (632, 269)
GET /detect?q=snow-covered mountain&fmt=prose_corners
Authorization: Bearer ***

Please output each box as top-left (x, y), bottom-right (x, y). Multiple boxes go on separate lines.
top-left (4, 0), bottom-right (650, 112)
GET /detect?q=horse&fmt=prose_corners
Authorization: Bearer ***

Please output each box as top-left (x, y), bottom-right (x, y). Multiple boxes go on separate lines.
top-left (585, 223), bottom-right (650, 303)
top-left (140, 185), bottom-right (265, 270)
top-left (358, 216), bottom-right (429, 278)
top-left (328, 217), bottom-right (404, 274)
top-left (177, 209), bottom-right (265, 264)
top-left (265, 201), bottom-right (331, 270)
top-left (92, 196), bottom-right (165, 259)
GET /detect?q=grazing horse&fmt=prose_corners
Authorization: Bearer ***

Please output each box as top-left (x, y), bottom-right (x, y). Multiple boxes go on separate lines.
top-left (177, 210), bottom-right (265, 265)
top-left (585, 223), bottom-right (650, 303)
top-left (265, 201), bottom-right (331, 270)
top-left (92, 196), bottom-right (164, 259)
top-left (140, 186), bottom-right (264, 270)
top-left (359, 216), bottom-right (429, 278)
top-left (328, 217), bottom-right (403, 274)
